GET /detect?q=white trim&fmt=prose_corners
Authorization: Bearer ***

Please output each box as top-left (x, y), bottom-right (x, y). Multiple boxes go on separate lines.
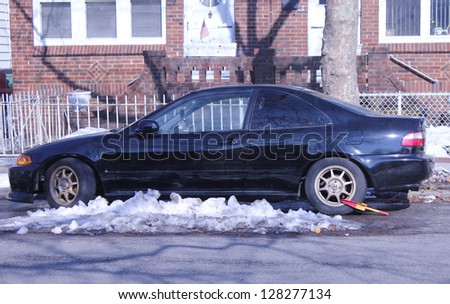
top-left (33, 0), bottom-right (166, 46)
top-left (308, 0), bottom-right (362, 56)
top-left (379, 0), bottom-right (450, 44)
top-left (0, 0), bottom-right (11, 69)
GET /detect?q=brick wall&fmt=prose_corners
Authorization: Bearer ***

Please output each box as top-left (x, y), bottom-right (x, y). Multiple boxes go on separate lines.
top-left (11, 0), bottom-right (415, 99)
top-left (10, 0), bottom-right (166, 95)
top-left (10, 0), bottom-right (324, 99)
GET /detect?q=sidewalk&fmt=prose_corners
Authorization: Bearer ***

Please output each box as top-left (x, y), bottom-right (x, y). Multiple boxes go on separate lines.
top-left (434, 157), bottom-right (450, 171)
top-left (0, 157), bottom-right (15, 173)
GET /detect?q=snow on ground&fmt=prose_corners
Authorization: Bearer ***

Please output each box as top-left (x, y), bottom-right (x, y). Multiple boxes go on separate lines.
top-left (425, 126), bottom-right (450, 158)
top-left (0, 126), bottom-right (449, 235)
top-left (0, 173), bottom-right (8, 188)
top-left (0, 190), bottom-right (359, 235)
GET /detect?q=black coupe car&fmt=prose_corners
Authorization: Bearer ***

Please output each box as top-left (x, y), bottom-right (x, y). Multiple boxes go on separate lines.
top-left (8, 85), bottom-right (434, 215)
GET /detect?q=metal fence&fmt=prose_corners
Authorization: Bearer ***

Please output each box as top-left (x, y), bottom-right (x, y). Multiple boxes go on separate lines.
top-left (0, 91), bottom-right (449, 156)
top-left (359, 92), bottom-right (450, 127)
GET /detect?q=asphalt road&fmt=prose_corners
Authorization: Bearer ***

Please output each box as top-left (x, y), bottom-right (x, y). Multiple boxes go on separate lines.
top-left (1, 196), bottom-right (450, 284)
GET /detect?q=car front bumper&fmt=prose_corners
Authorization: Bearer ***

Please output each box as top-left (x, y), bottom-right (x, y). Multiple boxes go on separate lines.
top-left (352, 153), bottom-right (434, 192)
top-left (8, 164), bottom-right (42, 203)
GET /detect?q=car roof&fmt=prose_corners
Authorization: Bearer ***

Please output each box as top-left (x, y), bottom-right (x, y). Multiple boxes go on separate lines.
top-left (192, 84), bottom-right (385, 117)
top-left (191, 84), bottom-right (307, 93)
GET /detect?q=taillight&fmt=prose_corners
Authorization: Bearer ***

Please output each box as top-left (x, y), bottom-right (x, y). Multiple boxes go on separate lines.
top-left (401, 131), bottom-right (425, 147)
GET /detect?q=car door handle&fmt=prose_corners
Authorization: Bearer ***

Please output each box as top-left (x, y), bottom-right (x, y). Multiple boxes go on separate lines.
top-left (226, 138), bottom-right (240, 146)
top-left (204, 138), bottom-right (240, 147)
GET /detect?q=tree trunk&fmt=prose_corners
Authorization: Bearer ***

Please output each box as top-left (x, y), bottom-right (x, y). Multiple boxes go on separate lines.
top-left (321, 0), bottom-right (359, 104)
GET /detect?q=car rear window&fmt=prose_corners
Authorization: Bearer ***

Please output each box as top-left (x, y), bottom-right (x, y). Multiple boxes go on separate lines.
top-left (301, 89), bottom-right (385, 117)
top-left (250, 89), bottom-right (331, 130)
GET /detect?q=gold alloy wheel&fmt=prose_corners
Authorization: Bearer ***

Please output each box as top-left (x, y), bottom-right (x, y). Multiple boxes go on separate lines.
top-left (48, 165), bottom-right (80, 206)
top-left (314, 165), bottom-right (357, 207)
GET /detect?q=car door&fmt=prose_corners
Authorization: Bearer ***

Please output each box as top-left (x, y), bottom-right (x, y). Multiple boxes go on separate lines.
top-left (108, 88), bottom-right (255, 197)
top-left (243, 88), bottom-right (332, 198)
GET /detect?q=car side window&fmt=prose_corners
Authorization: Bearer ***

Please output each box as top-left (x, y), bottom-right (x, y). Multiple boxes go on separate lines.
top-left (250, 89), bottom-right (330, 130)
top-left (156, 90), bottom-right (252, 134)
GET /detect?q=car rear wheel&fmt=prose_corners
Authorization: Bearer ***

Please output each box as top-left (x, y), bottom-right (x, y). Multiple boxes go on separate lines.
top-left (305, 158), bottom-right (367, 215)
top-left (44, 158), bottom-right (96, 208)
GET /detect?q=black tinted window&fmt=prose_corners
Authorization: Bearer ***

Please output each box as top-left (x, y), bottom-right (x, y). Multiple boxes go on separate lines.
top-left (250, 89), bottom-right (330, 130)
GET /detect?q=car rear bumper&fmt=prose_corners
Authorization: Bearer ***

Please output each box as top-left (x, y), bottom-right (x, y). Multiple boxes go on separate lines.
top-left (352, 154), bottom-right (434, 192)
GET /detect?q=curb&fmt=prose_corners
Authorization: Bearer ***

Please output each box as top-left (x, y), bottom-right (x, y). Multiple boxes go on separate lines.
top-left (408, 189), bottom-right (450, 203)
top-left (0, 158), bottom-right (15, 174)
top-left (436, 157), bottom-right (450, 163)
top-left (0, 156), bottom-right (16, 167)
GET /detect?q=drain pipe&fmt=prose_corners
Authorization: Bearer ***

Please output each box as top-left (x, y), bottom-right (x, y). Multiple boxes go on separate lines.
top-left (388, 54), bottom-right (438, 84)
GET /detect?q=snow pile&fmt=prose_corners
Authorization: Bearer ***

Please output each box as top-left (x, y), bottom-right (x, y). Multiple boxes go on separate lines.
top-left (0, 190), bottom-right (360, 235)
top-left (426, 126), bottom-right (450, 157)
top-left (0, 173), bottom-right (8, 188)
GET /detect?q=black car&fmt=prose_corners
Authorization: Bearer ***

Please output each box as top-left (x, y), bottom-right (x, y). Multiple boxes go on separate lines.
top-left (8, 85), bottom-right (434, 215)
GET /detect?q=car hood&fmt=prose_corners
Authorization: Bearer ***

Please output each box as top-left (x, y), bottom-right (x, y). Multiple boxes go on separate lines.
top-left (22, 130), bottom-right (113, 164)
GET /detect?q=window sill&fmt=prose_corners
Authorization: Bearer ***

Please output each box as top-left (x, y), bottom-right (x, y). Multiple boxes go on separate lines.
top-left (184, 43), bottom-right (237, 57)
top-left (379, 35), bottom-right (450, 44)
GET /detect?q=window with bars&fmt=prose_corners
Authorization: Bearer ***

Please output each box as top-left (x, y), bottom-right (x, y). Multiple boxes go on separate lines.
top-left (381, 0), bottom-right (450, 41)
top-left (386, 0), bottom-right (421, 36)
top-left (431, 0), bottom-right (450, 35)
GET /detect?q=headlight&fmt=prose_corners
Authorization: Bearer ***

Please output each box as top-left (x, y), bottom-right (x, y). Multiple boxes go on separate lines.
top-left (17, 154), bottom-right (32, 166)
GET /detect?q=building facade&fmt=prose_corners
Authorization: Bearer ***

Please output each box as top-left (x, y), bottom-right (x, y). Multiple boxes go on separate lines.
top-left (7, 0), bottom-right (450, 99)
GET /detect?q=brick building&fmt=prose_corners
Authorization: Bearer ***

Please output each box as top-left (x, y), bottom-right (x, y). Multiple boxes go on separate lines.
top-left (8, 0), bottom-right (450, 100)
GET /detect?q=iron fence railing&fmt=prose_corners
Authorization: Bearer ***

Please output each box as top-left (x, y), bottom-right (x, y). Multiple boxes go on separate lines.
top-left (0, 92), bottom-right (168, 155)
top-left (0, 91), bottom-right (449, 155)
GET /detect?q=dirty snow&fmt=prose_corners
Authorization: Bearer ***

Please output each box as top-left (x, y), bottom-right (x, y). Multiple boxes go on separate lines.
top-left (426, 126), bottom-right (450, 158)
top-left (0, 190), bottom-right (359, 235)
top-left (0, 126), bottom-right (449, 235)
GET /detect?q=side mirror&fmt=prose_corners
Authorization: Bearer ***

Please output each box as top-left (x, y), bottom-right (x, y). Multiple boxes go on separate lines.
top-left (136, 120), bottom-right (160, 134)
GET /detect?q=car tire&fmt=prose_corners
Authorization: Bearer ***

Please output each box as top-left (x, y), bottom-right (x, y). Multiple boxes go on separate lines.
top-left (44, 158), bottom-right (96, 208)
top-left (305, 158), bottom-right (367, 215)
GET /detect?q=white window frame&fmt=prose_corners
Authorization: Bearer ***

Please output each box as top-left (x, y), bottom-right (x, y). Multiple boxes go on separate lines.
top-left (33, 0), bottom-right (166, 46)
top-left (379, 0), bottom-right (449, 43)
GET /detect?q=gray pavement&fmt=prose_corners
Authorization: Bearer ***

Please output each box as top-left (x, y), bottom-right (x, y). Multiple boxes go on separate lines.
top-left (0, 156), bottom-right (15, 170)
top-left (435, 158), bottom-right (450, 171)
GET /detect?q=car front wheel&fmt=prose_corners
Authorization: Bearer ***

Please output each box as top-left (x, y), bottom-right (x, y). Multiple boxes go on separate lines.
top-left (44, 158), bottom-right (96, 208)
top-left (305, 158), bottom-right (367, 215)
